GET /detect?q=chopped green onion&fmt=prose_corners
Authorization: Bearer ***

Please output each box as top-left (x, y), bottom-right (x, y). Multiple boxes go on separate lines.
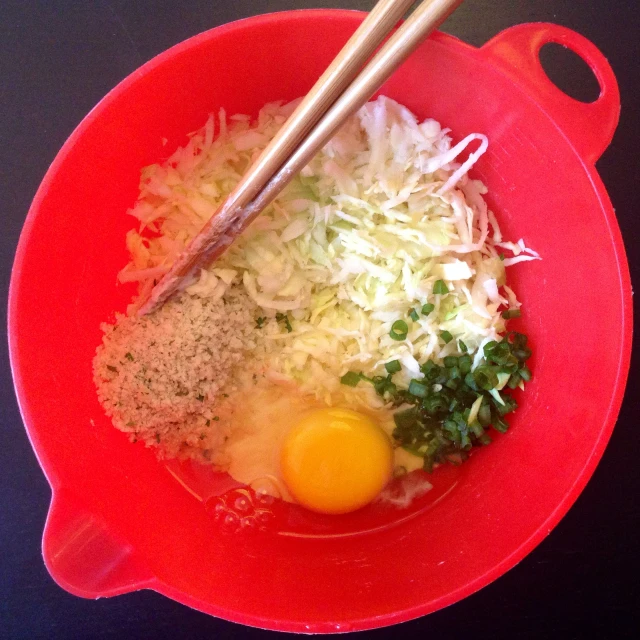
top-left (373, 375), bottom-right (397, 398)
top-left (409, 308), bottom-right (420, 322)
top-left (421, 359), bottom-right (439, 377)
top-left (478, 433), bottom-right (492, 446)
top-left (256, 317), bottom-right (266, 328)
top-left (390, 320), bottom-right (409, 341)
top-left (478, 404), bottom-right (492, 427)
top-left (512, 332), bottom-right (528, 348)
top-left (504, 372), bottom-right (519, 389)
top-left (408, 380), bottom-right (428, 397)
top-left (502, 354), bottom-right (519, 370)
top-left (496, 371), bottom-right (511, 390)
top-left (473, 365), bottom-right (499, 391)
top-left (447, 366), bottom-right (461, 381)
top-left (422, 303), bottom-right (435, 316)
top-left (385, 360), bottom-right (402, 374)
top-left (459, 355), bottom-right (472, 374)
top-left (513, 347), bottom-right (532, 361)
top-left (440, 330), bottom-right (453, 344)
top-left (492, 415), bottom-right (509, 433)
top-left (340, 371), bottom-right (361, 387)
top-left (502, 308), bottom-right (522, 319)
top-left (458, 340), bottom-right (468, 353)
top-left (519, 366), bottom-right (532, 382)
top-left (485, 342), bottom-right (509, 365)
top-left (372, 331), bottom-right (532, 473)
top-left (463, 371), bottom-right (478, 391)
top-left (423, 395), bottom-right (449, 414)
top-left (489, 388), bottom-right (505, 406)
top-left (443, 420), bottom-right (460, 440)
top-left (433, 279), bottom-right (449, 295)
top-left (499, 253), bottom-right (505, 261)
top-left (483, 340), bottom-right (499, 357)
top-left (393, 407), bottom-right (418, 430)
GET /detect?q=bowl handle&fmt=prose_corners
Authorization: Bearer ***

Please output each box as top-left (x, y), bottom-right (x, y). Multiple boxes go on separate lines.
top-left (480, 23), bottom-right (620, 164)
top-left (42, 489), bottom-right (155, 598)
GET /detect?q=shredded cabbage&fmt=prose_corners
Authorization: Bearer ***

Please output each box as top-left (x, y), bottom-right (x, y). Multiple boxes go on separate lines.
top-left (123, 96), bottom-right (539, 407)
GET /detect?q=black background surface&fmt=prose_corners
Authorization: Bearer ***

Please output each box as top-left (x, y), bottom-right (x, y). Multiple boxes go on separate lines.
top-left (1, 1), bottom-right (638, 638)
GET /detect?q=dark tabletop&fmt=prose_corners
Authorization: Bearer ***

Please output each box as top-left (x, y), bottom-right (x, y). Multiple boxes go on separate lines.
top-left (1, 1), bottom-right (638, 638)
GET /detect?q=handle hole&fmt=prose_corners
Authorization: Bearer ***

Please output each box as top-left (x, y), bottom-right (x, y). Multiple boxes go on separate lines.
top-left (539, 42), bottom-right (601, 104)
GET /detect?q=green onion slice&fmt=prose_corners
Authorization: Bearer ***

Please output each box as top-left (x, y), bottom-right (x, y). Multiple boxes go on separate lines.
top-left (340, 371), bottom-right (361, 387)
top-left (390, 320), bottom-right (409, 341)
top-left (433, 279), bottom-right (449, 295)
top-left (440, 330), bottom-right (453, 343)
top-left (384, 360), bottom-right (402, 374)
top-left (408, 380), bottom-right (428, 397)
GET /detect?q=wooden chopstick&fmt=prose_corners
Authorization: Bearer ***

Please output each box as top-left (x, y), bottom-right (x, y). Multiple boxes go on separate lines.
top-left (244, 0), bottom-right (464, 219)
top-left (139, 0), bottom-right (462, 315)
top-left (137, 0), bottom-right (415, 315)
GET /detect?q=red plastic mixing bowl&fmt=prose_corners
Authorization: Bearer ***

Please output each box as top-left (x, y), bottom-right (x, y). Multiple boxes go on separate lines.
top-left (8, 10), bottom-right (632, 633)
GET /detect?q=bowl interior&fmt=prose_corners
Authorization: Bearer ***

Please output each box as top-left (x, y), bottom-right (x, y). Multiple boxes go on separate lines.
top-left (9, 10), bottom-right (630, 633)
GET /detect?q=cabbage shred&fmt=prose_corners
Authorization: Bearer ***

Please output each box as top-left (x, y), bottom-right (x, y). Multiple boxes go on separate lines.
top-left (123, 96), bottom-right (538, 408)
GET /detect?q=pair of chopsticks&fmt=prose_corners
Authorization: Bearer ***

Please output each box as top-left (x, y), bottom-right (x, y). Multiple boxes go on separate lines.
top-left (139, 0), bottom-right (463, 315)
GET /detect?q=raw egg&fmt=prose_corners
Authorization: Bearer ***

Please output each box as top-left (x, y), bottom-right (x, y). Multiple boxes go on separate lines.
top-left (280, 407), bottom-right (393, 514)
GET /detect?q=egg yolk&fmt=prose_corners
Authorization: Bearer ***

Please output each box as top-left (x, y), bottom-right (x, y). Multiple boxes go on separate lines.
top-left (280, 408), bottom-right (393, 514)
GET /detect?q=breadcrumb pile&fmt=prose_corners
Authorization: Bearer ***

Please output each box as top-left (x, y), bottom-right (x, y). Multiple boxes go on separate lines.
top-left (93, 287), bottom-right (258, 460)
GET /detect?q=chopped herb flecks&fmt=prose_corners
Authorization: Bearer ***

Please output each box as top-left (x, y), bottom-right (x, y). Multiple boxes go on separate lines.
top-left (275, 313), bottom-right (293, 332)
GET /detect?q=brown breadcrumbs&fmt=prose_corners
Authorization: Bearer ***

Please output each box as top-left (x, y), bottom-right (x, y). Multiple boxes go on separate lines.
top-left (93, 286), bottom-right (258, 459)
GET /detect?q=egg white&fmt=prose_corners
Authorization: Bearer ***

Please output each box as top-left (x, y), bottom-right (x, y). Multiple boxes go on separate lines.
top-left (220, 380), bottom-right (425, 505)
top-left (221, 384), bottom-right (321, 502)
